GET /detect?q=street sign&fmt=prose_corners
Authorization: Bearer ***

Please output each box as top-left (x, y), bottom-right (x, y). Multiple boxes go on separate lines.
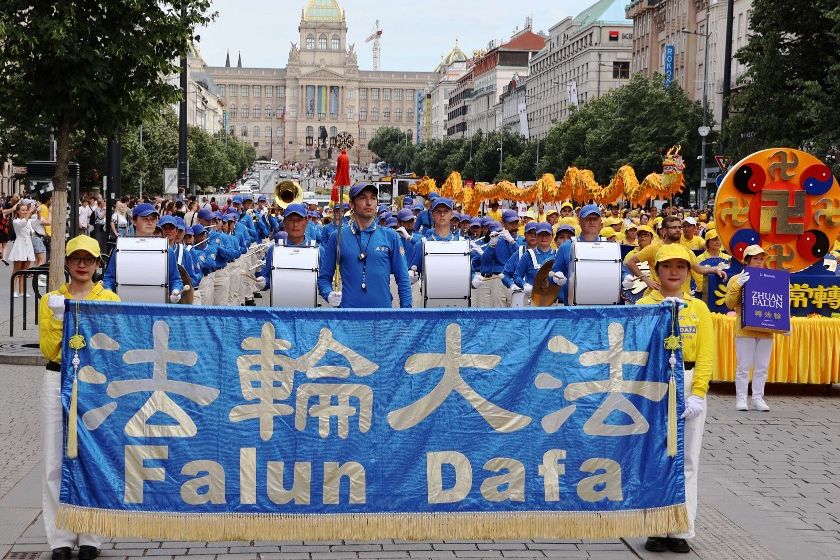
top-left (714, 155), bottom-right (732, 172)
top-left (664, 45), bottom-right (675, 87)
top-left (163, 168), bottom-right (177, 194)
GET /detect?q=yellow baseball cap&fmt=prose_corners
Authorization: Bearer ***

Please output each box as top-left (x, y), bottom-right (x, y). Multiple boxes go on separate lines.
top-left (522, 210), bottom-right (537, 220)
top-left (560, 201), bottom-right (574, 210)
top-left (545, 208), bottom-right (559, 217)
top-left (653, 216), bottom-right (664, 226)
top-left (703, 229), bottom-right (719, 241)
top-left (65, 235), bottom-right (101, 258)
top-left (655, 244), bottom-right (693, 264)
top-left (637, 225), bottom-right (656, 236)
top-left (743, 244), bottom-right (766, 258)
top-left (600, 227), bottom-right (617, 238)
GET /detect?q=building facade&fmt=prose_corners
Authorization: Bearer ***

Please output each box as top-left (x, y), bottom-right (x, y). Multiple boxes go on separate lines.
top-left (205, 0), bottom-right (436, 163)
top-left (427, 42), bottom-right (469, 141)
top-left (446, 69), bottom-right (474, 139)
top-left (526, 0), bottom-right (633, 140)
top-left (497, 75), bottom-right (529, 136)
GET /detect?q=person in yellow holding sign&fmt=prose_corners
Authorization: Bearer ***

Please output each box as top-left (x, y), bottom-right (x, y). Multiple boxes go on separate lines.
top-left (725, 245), bottom-right (773, 412)
top-left (39, 235), bottom-right (119, 560)
top-left (638, 244), bottom-right (713, 554)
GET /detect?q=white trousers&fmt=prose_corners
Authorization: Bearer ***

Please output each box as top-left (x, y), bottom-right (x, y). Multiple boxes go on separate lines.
top-left (227, 258), bottom-right (243, 306)
top-left (197, 273), bottom-right (214, 306)
top-left (734, 337), bottom-right (773, 400)
top-left (212, 266), bottom-right (230, 306)
top-left (41, 371), bottom-right (103, 550)
top-left (671, 368), bottom-right (706, 540)
top-left (474, 275), bottom-right (505, 308)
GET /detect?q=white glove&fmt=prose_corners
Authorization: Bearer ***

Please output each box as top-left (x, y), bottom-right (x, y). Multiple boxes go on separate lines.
top-left (408, 268), bottom-right (420, 285)
top-left (328, 291), bottom-right (342, 307)
top-left (469, 241), bottom-right (484, 256)
top-left (471, 274), bottom-right (484, 289)
top-left (396, 226), bottom-right (411, 240)
top-left (500, 229), bottom-right (515, 243)
top-left (523, 283), bottom-right (533, 296)
top-left (47, 294), bottom-right (66, 321)
top-left (550, 271), bottom-right (567, 287)
top-left (681, 395), bottom-right (706, 420)
top-left (622, 274), bottom-right (636, 290)
top-left (256, 276), bottom-right (266, 290)
top-left (169, 289), bottom-right (182, 303)
top-left (488, 232), bottom-right (500, 247)
top-left (736, 271), bottom-right (750, 286)
top-left (662, 296), bottom-right (687, 309)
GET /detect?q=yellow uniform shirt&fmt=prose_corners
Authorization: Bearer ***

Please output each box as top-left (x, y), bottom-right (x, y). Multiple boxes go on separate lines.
top-left (724, 272), bottom-right (774, 339)
top-left (680, 235), bottom-right (705, 252)
top-left (637, 291), bottom-right (714, 397)
top-left (487, 208), bottom-right (502, 223)
top-left (39, 283), bottom-right (120, 363)
top-left (39, 204), bottom-right (51, 237)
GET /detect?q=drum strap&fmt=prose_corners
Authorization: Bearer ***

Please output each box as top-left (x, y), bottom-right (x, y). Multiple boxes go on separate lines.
top-left (176, 244), bottom-right (184, 266)
top-left (527, 249), bottom-right (539, 270)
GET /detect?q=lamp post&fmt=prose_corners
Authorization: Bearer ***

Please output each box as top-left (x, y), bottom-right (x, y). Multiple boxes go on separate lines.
top-left (682, 9), bottom-right (711, 207)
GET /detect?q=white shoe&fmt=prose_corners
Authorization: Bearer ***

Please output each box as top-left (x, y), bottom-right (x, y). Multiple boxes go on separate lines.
top-left (751, 397), bottom-right (770, 412)
top-left (736, 398), bottom-right (748, 411)
top-left (13, 292), bottom-right (20, 298)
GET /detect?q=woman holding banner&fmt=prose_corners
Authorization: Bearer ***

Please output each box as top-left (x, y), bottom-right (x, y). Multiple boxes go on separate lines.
top-left (638, 244), bottom-right (713, 554)
top-left (39, 235), bottom-right (120, 560)
top-left (725, 245), bottom-right (773, 412)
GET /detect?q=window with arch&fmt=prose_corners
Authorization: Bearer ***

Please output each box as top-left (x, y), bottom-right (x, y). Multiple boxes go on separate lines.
top-left (229, 104), bottom-right (237, 118)
top-left (241, 125), bottom-right (248, 137)
top-left (265, 128), bottom-right (272, 139)
top-left (330, 126), bottom-right (337, 137)
top-left (360, 109), bottom-right (367, 120)
top-left (359, 128), bottom-right (366, 141)
top-left (371, 108), bottom-right (379, 121)
top-left (318, 34), bottom-right (327, 49)
top-left (331, 34), bottom-right (340, 50)
top-left (383, 109), bottom-right (390, 121)
top-left (241, 105), bottom-right (249, 118)
top-left (253, 126), bottom-right (260, 138)
top-left (306, 34), bottom-right (315, 49)
top-left (407, 109), bottom-right (414, 122)
top-left (266, 105), bottom-right (273, 118)
top-left (306, 125), bottom-right (314, 146)
top-left (253, 104), bottom-right (261, 118)
top-left (395, 108), bottom-right (402, 122)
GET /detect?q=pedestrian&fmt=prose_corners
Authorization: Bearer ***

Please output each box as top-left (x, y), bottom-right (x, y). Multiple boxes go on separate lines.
top-left (78, 197), bottom-right (93, 235)
top-left (638, 243), bottom-right (713, 554)
top-left (110, 201), bottom-right (130, 242)
top-left (29, 201), bottom-right (48, 284)
top-left (318, 182), bottom-right (411, 308)
top-left (9, 200), bottom-right (35, 297)
top-left (0, 195), bottom-right (21, 265)
top-left (39, 234), bottom-right (118, 560)
top-left (91, 199), bottom-right (107, 255)
top-left (37, 193), bottom-right (52, 258)
top-left (725, 245), bottom-right (773, 412)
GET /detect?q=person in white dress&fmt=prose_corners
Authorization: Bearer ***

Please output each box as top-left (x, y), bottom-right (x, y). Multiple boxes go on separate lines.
top-left (9, 202), bottom-right (35, 297)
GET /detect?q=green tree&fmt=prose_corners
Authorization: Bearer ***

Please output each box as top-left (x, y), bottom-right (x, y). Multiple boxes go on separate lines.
top-left (727, 0), bottom-right (840, 167)
top-left (0, 0), bottom-right (213, 287)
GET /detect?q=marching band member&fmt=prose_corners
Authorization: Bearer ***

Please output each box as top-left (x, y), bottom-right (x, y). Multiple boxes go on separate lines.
top-left (514, 222), bottom-right (557, 302)
top-left (257, 203), bottom-right (319, 292)
top-left (394, 208), bottom-right (422, 308)
top-left (40, 235), bottom-right (119, 560)
top-left (549, 204), bottom-right (604, 304)
top-left (160, 216), bottom-right (199, 305)
top-left (189, 224), bottom-right (214, 305)
top-left (553, 223), bottom-right (575, 247)
top-left (318, 183), bottom-right (412, 308)
top-left (725, 245), bottom-right (773, 412)
top-left (625, 215), bottom-right (727, 296)
top-left (475, 209), bottom-right (523, 307)
top-left (458, 214), bottom-right (472, 237)
top-left (102, 203), bottom-right (183, 302)
top-left (638, 244), bottom-right (713, 554)
top-left (407, 197), bottom-right (463, 294)
top-left (503, 221), bottom-right (538, 300)
top-left (415, 192), bottom-right (437, 233)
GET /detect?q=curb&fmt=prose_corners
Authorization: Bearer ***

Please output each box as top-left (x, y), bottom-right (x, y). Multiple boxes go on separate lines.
top-left (0, 353), bottom-right (46, 366)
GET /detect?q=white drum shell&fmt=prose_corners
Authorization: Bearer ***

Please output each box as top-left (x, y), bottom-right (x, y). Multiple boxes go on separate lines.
top-left (567, 241), bottom-right (622, 305)
top-left (115, 237), bottom-right (169, 303)
top-left (422, 239), bottom-right (471, 308)
top-left (269, 244), bottom-right (319, 308)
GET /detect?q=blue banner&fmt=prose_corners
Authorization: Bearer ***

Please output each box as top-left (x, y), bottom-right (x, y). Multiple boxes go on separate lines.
top-left (664, 45), bottom-right (675, 87)
top-left (58, 304), bottom-right (686, 541)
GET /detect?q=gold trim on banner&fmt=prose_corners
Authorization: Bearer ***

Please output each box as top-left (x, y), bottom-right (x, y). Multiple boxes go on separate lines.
top-left (57, 504), bottom-right (688, 541)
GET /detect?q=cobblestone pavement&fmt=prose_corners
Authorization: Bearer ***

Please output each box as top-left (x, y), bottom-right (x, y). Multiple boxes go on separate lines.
top-left (1, 364), bottom-right (837, 560)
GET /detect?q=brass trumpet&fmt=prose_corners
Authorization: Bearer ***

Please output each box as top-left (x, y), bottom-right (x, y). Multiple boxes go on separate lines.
top-left (274, 180), bottom-right (303, 209)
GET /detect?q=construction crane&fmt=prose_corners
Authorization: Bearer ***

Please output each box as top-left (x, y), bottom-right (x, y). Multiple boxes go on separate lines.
top-left (365, 20), bottom-right (383, 71)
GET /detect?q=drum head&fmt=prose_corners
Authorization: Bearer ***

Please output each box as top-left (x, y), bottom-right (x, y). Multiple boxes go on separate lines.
top-left (531, 259), bottom-right (560, 307)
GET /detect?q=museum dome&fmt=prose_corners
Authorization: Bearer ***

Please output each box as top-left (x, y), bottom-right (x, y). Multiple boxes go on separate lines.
top-left (302, 0), bottom-right (344, 23)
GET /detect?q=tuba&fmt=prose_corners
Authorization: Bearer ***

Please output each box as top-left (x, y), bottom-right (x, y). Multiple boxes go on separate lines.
top-left (274, 180), bottom-right (303, 209)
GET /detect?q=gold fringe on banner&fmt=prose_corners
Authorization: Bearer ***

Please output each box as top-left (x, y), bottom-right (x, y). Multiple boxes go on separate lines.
top-left (66, 378), bottom-right (79, 459)
top-left (667, 374), bottom-right (677, 458)
top-left (57, 504), bottom-right (688, 542)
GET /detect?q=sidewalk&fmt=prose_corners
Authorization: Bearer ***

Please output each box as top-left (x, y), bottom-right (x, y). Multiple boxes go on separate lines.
top-left (0, 361), bottom-right (837, 559)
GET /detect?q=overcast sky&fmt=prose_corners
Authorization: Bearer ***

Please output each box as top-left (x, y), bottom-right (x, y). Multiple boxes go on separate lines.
top-left (198, 0), bottom-right (599, 71)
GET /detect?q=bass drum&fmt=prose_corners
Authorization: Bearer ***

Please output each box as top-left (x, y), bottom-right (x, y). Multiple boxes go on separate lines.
top-left (567, 241), bottom-right (622, 305)
top-left (422, 239), bottom-right (471, 308)
top-left (114, 237), bottom-right (169, 303)
top-left (269, 244), bottom-right (320, 308)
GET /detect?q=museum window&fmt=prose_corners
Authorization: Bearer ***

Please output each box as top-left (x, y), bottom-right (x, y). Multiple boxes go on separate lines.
top-left (395, 89), bottom-right (402, 101)
top-left (229, 104), bottom-right (237, 118)
top-left (253, 126), bottom-right (260, 138)
top-left (218, 84), bottom-right (226, 97)
top-left (265, 128), bottom-right (272, 139)
top-left (278, 86), bottom-right (285, 97)
top-left (347, 89), bottom-right (354, 100)
top-left (360, 109), bottom-right (367, 121)
top-left (407, 109), bottom-right (414, 122)
top-left (306, 125), bottom-right (314, 146)
top-left (332, 34), bottom-right (340, 50)
top-left (241, 105), bottom-right (249, 118)
top-left (406, 89), bottom-right (415, 100)
top-left (371, 88), bottom-right (379, 101)
top-left (254, 104), bottom-right (261, 118)
top-left (347, 107), bottom-right (354, 120)
top-left (359, 128), bottom-right (366, 141)
top-left (241, 85), bottom-right (248, 98)
top-left (371, 108), bottom-right (379, 121)
top-left (266, 105), bottom-right (273, 118)
top-left (229, 84), bottom-right (237, 97)
top-left (253, 85), bottom-right (261, 97)
top-left (330, 126), bottom-right (337, 138)
top-left (359, 88), bottom-right (367, 100)
top-left (383, 109), bottom-right (390, 121)
top-left (306, 34), bottom-right (315, 49)
top-left (241, 125), bottom-right (248, 137)
top-left (383, 88), bottom-right (391, 101)
top-left (395, 108), bottom-right (402, 121)
top-left (319, 34), bottom-right (327, 50)
top-left (265, 85), bottom-right (273, 98)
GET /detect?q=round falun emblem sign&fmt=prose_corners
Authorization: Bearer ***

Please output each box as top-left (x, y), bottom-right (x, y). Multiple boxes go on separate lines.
top-left (714, 148), bottom-right (840, 272)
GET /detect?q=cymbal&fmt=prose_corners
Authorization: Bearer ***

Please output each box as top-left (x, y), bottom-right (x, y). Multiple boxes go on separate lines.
top-left (531, 259), bottom-right (561, 307)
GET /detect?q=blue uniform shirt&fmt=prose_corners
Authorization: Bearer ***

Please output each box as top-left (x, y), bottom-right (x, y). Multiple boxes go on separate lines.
top-left (318, 222), bottom-right (412, 308)
top-left (416, 209), bottom-right (432, 232)
top-left (480, 233), bottom-right (523, 275)
top-left (502, 245), bottom-right (528, 288)
top-left (514, 247), bottom-right (557, 288)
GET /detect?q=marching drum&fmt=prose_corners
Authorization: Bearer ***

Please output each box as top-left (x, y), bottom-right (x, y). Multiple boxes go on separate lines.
top-left (114, 237), bottom-right (169, 303)
top-left (422, 239), bottom-right (471, 308)
top-left (269, 243), bottom-right (320, 308)
top-left (566, 241), bottom-right (622, 305)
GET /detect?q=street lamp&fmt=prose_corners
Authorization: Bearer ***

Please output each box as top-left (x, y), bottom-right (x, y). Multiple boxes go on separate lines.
top-left (682, 14), bottom-right (711, 207)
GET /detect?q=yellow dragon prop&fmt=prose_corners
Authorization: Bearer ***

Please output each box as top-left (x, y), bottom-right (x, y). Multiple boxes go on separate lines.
top-left (411, 146), bottom-right (686, 216)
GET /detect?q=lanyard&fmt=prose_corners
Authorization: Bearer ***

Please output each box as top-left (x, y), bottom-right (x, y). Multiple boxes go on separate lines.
top-left (352, 223), bottom-right (376, 290)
